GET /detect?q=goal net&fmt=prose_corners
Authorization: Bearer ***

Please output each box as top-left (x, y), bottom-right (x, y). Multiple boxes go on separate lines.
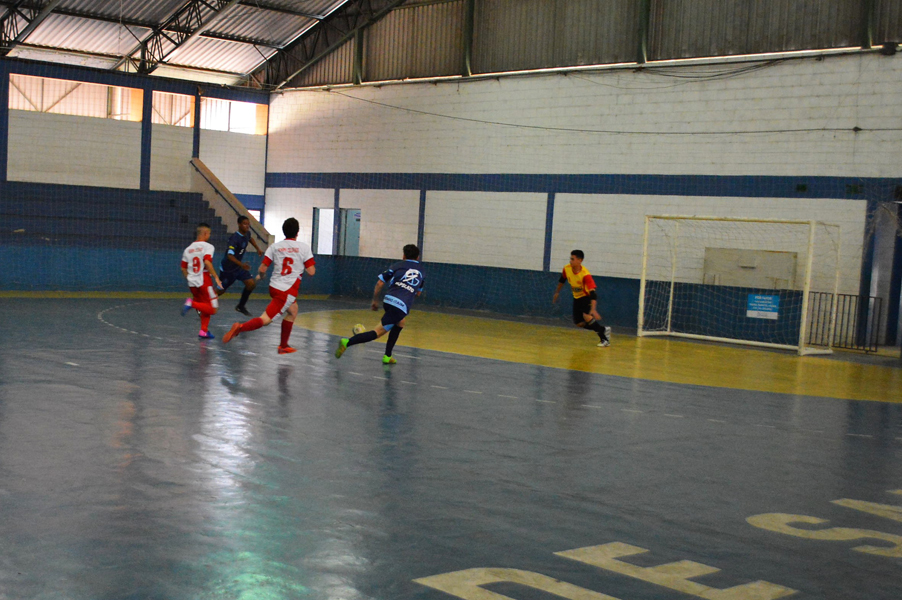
top-left (638, 216), bottom-right (842, 355)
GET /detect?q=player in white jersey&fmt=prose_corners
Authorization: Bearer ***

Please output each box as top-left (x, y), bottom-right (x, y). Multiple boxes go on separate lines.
top-left (222, 218), bottom-right (315, 354)
top-left (180, 223), bottom-right (223, 339)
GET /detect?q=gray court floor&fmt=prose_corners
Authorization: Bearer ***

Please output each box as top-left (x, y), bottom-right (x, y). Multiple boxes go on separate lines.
top-left (1, 298), bottom-right (901, 600)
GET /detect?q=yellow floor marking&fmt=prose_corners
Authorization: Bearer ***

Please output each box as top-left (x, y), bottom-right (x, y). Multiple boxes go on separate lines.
top-left (295, 309), bottom-right (902, 403)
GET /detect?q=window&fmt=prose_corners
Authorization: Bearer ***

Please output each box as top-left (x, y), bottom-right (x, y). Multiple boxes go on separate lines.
top-left (152, 91), bottom-right (194, 127)
top-left (9, 74), bottom-right (141, 121)
top-left (200, 97), bottom-right (267, 134)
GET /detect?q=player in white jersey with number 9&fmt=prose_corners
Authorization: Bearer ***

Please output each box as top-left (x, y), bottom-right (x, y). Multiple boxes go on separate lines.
top-left (222, 218), bottom-right (315, 354)
top-left (180, 222), bottom-right (223, 339)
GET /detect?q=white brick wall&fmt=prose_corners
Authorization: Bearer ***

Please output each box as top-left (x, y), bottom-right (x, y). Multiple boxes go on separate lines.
top-left (8, 111), bottom-right (141, 188)
top-left (267, 53), bottom-right (899, 277)
top-left (339, 189), bottom-right (420, 259)
top-left (424, 191), bottom-right (546, 269)
top-left (150, 124), bottom-right (193, 192)
top-left (268, 54), bottom-right (902, 178)
top-left (264, 187), bottom-right (334, 244)
top-left (200, 130), bottom-right (266, 196)
top-left (551, 194), bottom-right (865, 295)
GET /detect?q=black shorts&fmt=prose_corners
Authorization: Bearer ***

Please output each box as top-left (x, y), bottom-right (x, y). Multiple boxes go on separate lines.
top-left (572, 296), bottom-right (593, 324)
top-left (381, 304), bottom-right (408, 330)
top-left (218, 267), bottom-right (253, 291)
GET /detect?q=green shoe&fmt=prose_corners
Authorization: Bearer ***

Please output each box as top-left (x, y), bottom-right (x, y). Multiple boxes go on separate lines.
top-left (335, 338), bottom-right (349, 358)
top-left (382, 355), bottom-right (396, 365)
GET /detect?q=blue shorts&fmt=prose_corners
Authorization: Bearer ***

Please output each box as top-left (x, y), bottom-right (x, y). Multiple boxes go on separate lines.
top-left (218, 268), bottom-right (253, 291)
top-left (380, 304), bottom-right (408, 331)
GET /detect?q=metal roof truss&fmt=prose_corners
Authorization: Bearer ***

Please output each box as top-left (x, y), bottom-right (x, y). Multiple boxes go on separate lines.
top-left (249, 0), bottom-right (408, 89)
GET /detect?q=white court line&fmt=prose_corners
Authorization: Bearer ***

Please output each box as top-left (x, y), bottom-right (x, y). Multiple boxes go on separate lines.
top-left (402, 381), bottom-right (417, 385)
top-left (65, 362), bottom-right (79, 366)
top-left (463, 390), bottom-right (483, 394)
top-left (349, 372), bottom-right (362, 376)
top-left (431, 385), bottom-right (448, 389)
top-left (622, 409), bottom-right (644, 413)
top-left (535, 399), bottom-right (555, 404)
top-left (847, 433), bottom-right (873, 438)
top-left (373, 376), bottom-right (389, 380)
top-left (755, 424), bottom-right (777, 429)
top-left (498, 395), bottom-right (518, 399)
top-left (582, 404), bottom-right (604, 409)
top-left (663, 414), bottom-right (685, 418)
top-left (707, 419), bottom-right (727, 423)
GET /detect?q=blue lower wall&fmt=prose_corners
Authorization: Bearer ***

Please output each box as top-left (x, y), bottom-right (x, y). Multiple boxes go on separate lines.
top-left (315, 256), bottom-right (641, 328)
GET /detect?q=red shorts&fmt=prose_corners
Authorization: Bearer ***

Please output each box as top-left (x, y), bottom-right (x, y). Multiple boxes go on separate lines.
top-left (190, 284), bottom-right (219, 308)
top-left (265, 286), bottom-right (296, 319)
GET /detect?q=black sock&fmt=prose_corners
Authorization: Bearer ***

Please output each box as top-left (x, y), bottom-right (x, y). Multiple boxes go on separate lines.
top-left (347, 330), bottom-right (378, 347)
top-left (238, 286), bottom-right (253, 308)
top-left (586, 319), bottom-right (606, 338)
top-left (384, 326), bottom-right (403, 356)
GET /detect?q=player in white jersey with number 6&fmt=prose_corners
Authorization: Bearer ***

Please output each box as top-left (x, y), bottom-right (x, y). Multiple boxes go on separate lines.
top-left (180, 222), bottom-right (223, 339)
top-left (222, 218), bottom-right (315, 354)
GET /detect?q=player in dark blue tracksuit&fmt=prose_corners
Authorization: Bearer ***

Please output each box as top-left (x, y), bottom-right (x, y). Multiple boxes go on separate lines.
top-left (217, 215), bottom-right (264, 315)
top-left (334, 244), bottom-right (424, 365)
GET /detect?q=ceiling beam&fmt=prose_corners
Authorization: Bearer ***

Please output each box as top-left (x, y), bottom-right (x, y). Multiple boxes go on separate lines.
top-left (0, 0), bottom-right (63, 56)
top-left (113, 0), bottom-right (244, 75)
top-left (248, 0), bottom-right (408, 89)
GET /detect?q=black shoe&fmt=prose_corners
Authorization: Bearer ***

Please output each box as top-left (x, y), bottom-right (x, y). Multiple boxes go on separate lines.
top-left (235, 305), bottom-right (251, 316)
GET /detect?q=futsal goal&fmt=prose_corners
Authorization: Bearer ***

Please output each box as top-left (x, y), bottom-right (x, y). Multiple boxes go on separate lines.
top-left (638, 216), bottom-right (842, 355)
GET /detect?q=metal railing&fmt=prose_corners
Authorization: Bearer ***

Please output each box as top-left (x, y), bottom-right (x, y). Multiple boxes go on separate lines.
top-left (808, 292), bottom-right (883, 353)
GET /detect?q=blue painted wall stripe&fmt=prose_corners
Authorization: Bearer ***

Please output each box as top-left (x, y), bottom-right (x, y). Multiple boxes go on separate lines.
top-left (543, 192), bottom-right (555, 272)
top-left (0, 63), bottom-right (8, 183)
top-left (887, 202), bottom-right (902, 346)
top-left (266, 172), bottom-right (902, 200)
top-left (418, 189), bottom-right (426, 257)
top-left (332, 188), bottom-right (341, 255)
top-left (234, 194), bottom-right (265, 210)
top-left (139, 87), bottom-right (153, 191)
top-left (192, 92), bottom-right (201, 158)
top-left (1, 57), bottom-right (268, 104)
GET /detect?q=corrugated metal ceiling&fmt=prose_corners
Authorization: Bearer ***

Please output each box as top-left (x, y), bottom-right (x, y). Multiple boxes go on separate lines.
top-left (0, 0), bottom-right (354, 85)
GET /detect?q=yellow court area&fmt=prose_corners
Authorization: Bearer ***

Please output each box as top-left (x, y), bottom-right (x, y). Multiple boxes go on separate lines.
top-left (295, 309), bottom-right (902, 404)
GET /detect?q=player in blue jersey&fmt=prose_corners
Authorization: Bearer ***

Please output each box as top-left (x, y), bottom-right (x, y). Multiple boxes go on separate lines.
top-left (335, 244), bottom-right (424, 365)
top-left (216, 215), bottom-right (264, 316)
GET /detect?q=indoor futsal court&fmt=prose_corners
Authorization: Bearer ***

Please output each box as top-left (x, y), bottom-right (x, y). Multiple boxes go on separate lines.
top-left (1, 295), bottom-right (900, 599)
top-left (3, 1), bottom-right (902, 600)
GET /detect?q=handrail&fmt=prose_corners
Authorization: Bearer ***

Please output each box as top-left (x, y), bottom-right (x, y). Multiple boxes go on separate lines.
top-left (189, 158), bottom-right (272, 248)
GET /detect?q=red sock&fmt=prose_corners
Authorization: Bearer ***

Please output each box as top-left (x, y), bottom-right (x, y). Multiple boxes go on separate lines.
top-left (280, 320), bottom-right (293, 347)
top-left (200, 314), bottom-right (211, 332)
top-left (191, 301), bottom-right (216, 316)
top-left (239, 317), bottom-right (264, 333)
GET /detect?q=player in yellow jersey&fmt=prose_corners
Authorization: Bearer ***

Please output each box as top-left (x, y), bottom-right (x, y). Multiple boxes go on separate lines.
top-left (552, 249), bottom-right (611, 347)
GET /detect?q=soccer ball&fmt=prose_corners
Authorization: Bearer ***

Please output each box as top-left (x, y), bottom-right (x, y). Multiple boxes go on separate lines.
top-left (353, 323), bottom-right (366, 335)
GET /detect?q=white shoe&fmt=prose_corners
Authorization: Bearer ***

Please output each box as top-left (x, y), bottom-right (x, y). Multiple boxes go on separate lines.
top-left (597, 340), bottom-right (610, 347)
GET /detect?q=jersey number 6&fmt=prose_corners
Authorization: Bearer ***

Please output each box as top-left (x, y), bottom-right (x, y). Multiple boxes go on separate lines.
top-left (281, 257), bottom-right (294, 276)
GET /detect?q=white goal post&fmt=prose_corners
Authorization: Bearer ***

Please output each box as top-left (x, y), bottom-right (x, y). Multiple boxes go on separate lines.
top-left (638, 215), bottom-right (842, 356)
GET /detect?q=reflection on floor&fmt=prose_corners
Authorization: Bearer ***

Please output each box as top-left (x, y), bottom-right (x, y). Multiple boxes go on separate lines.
top-left (294, 308), bottom-right (902, 403)
top-left (1, 298), bottom-right (900, 600)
